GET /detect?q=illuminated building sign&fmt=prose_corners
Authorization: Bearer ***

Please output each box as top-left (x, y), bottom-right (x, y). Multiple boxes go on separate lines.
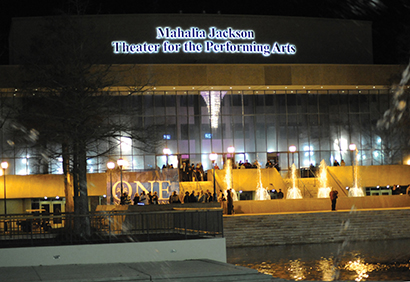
top-left (112, 26), bottom-right (296, 57)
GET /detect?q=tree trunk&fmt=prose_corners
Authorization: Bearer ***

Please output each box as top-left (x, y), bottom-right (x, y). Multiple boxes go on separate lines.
top-left (72, 141), bottom-right (80, 235)
top-left (72, 140), bottom-right (91, 237)
top-left (62, 143), bottom-right (74, 213)
top-left (78, 142), bottom-right (91, 236)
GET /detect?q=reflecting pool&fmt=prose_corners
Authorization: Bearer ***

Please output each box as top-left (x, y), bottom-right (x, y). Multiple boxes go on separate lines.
top-left (227, 239), bottom-right (410, 281)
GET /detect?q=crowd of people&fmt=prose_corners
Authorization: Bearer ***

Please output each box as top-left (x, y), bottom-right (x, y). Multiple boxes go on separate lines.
top-left (216, 189), bottom-right (235, 215)
top-left (120, 191), bottom-right (159, 205)
top-left (181, 190), bottom-right (216, 203)
top-left (180, 162), bottom-right (206, 182)
top-left (265, 160), bottom-right (281, 171)
top-left (333, 159), bottom-right (346, 166)
top-left (119, 189), bottom-right (217, 206)
top-left (177, 160), bottom-right (281, 182)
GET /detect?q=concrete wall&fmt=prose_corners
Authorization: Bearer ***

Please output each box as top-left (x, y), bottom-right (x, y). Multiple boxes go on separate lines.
top-left (233, 195), bottom-right (410, 214)
top-left (0, 238), bottom-right (226, 267)
top-left (1, 164), bottom-right (410, 210)
top-left (210, 167), bottom-right (287, 193)
top-left (0, 64), bottom-right (404, 89)
top-left (111, 64), bottom-right (403, 88)
top-left (328, 165), bottom-right (410, 188)
top-left (0, 173), bottom-right (105, 199)
top-left (223, 207), bottom-right (410, 247)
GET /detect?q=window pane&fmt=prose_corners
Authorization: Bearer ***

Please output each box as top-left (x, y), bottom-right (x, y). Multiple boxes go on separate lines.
top-left (256, 116), bottom-right (266, 152)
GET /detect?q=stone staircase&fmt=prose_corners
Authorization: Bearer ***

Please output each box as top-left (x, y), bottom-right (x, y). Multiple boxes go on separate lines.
top-left (283, 178), bottom-right (319, 198)
top-left (283, 176), bottom-right (348, 198)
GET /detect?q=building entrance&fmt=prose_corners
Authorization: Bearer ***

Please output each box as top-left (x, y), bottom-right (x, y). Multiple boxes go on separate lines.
top-left (156, 154), bottom-right (178, 169)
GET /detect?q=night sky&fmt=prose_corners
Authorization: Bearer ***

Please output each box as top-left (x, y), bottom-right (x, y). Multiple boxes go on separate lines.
top-left (1, 0), bottom-right (410, 64)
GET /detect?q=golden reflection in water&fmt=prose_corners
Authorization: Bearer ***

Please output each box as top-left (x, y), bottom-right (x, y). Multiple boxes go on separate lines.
top-left (288, 259), bottom-right (306, 280)
top-left (317, 257), bottom-right (336, 281)
top-left (344, 259), bottom-right (377, 281)
top-left (244, 261), bottom-right (277, 277)
top-left (240, 259), bottom-right (410, 281)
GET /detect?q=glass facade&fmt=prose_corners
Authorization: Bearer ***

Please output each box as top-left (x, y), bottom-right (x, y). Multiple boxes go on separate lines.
top-left (1, 88), bottom-right (407, 176)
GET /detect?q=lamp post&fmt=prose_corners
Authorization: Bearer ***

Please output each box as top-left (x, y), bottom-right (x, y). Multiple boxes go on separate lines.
top-left (107, 161), bottom-right (115, 204)
top-left (349, 143), bottom-right (357, 188)
top-left (209, 152), bottom-right (218, 202)
top-left (117, 158), bottom-right (125, 204)
top-left (1, 161), bottom-right (8, 217)
top-left (163, 147), bottom-right (171, 168)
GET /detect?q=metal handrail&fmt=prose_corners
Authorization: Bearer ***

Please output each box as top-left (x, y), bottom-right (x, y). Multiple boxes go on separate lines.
top-left (0, 208), bottom-right (224, 248)
top-left (327, 169), bottom-right (348, 196)
top-left (298, 178), bottom-right (313, 198)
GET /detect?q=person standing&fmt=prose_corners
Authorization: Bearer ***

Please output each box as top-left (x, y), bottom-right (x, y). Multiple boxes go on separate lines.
top-left (217, 189), bottom-right (226, 203)
top-left (123, 192), bottom-right (131, 205)
top-left (120, 192), bottom-right (126, 205)
top-left (329, 190), bottom-right (338, 211)
top-left (183, 162), bottom-right (190, 182)
top-left (133, 192), bottom-right (140, 205)
top-left (169, 191), bottom-right (181, 203)
top-left (208, 191), bottom-right (214, 202)
top-left (198, 191), bottom-right (206, 203)
top-left (227, 189), bottom-right (234, 215)
top-left (180, 162), bottom-right (186, 182)
top-left (140, 191), bottom-right (148, 205)
top-left (190, 163), bottom-right (195, 181)
top-left (183, 191), bottom-right (190, 203)
top-left (148, 191), bottom-right (153, 204)
top-left (152, 191), bottom-right (159, 204)
top-left (189, 190), bottom-right (197, 202)
top-left (277, 189), bottom-right (284, 199)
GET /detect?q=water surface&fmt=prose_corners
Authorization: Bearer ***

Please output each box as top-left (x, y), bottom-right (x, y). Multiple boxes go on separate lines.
top-left (227, 239), bottom-right (410, 281)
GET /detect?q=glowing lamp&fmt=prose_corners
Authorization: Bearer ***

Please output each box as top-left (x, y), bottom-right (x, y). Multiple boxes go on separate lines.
top-left (227, 146), bottom-right (235, 153)
top-left (209, 152), bottom-right (217, 162)
top-left (1, 161), bottom-right (8, 170)
top-left (107, 161), bottom-right (115, 170)
top-left (117, 158), bottom-right (125, 168)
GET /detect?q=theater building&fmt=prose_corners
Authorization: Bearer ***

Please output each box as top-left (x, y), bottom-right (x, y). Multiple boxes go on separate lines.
top-left (0, 14), bottom-right (408, 213)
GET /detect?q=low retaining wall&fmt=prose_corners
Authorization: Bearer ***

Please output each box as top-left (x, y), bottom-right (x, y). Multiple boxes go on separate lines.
top-left (0, 238), bottom-right (227, 267)
top-left (224, 207), bottom-right (410, 247)
top-left (232, 195), bottom-right (410, 214)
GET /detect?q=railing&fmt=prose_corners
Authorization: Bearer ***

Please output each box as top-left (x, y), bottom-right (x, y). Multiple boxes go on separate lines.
top-left (326, 169), bottom-right (348, 196)
top-left (300, 167), bottom-right (317, 178)
top-left (298, 179), bottom-right (313, 198)
top-left (0, 208), bottom-right (224, 248)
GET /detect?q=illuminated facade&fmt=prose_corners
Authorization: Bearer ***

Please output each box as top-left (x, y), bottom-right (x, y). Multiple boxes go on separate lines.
top-left (1, 13), bottom-right (408, 177)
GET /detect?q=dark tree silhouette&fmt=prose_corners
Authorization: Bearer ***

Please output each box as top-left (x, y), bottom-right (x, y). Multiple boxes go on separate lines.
top-left (12, 13), bottom-right (158, 237)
